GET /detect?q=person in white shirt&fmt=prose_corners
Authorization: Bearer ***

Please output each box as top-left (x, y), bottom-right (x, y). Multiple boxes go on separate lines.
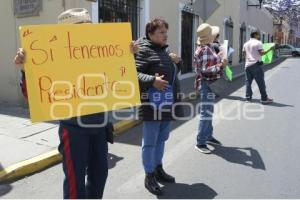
top-left (243, 29), bottom-right (274, 104)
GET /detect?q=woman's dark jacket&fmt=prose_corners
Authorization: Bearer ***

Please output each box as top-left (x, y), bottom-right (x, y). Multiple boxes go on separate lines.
top-left (135, 38), bottom-right (184, 121)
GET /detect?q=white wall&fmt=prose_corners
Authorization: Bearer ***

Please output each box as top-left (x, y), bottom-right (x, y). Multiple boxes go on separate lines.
top-left (240, 0), bottom-right (274, 41)
top-left (0, 0), bottom-right (21, 105)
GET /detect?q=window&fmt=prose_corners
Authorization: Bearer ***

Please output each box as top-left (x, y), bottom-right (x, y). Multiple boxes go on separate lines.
top-left (99, 0), bottom-right (141, 39)
top-left (224, 17), bottom-right (234, 47)
top-left (239, 23), bottom-right (246, 63)
top-left (224, 17), bottom-right (234, 64)
top-left (181, 11), bottom-right (194, 74)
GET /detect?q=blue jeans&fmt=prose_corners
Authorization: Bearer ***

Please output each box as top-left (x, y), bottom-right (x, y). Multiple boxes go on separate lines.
top-left (197, 81), bottom-right (215, 145)
top-left (245, 63), bottom-right (268, 101)
top-left (142, 121), bottom-right (171, 173)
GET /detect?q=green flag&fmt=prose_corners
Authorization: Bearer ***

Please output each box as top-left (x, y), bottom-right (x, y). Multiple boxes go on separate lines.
top-left (225, 65), bottom-right (233, 81)
top-left (262, 43), bottom-right (275, 64)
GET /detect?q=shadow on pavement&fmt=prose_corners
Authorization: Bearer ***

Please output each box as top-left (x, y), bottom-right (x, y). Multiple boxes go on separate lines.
top-left (158, 183), bottom-right (217, 199)
top-left (107, 153), bottom-right (124, 170)
top-left (225, 96), bottom-right (294, 108)
top-left (114, 123), bottom-right (143, 146)
top-left (224, 96), bottom-right (260, 103)
top-left (0, 163), bottom-right (13, 197)
top-left (212, 145), bottom-right (266, 170)
top-left (0, 184), bottom-right (12, 197)
top-left (264, 102), bottom-right (294, 108)
top-left (0, 101), bottom-right (29, 118)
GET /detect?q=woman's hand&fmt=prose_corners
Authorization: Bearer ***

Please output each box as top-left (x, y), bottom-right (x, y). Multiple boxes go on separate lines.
top-left (153, 73), bottom-right (169, 91)
top-left (130, 41), bottom-right (139, 54)
top-left (169, 52), bottom-right (181, 64)
top-left (218, 51), bottom-right (225, 59)
top-left (221, 59), bottom-right (228, 68)
top-left (14, 48), bottom-right (25, 70)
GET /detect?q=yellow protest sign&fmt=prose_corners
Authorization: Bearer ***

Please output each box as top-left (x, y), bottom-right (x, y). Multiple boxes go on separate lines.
top-left (19, 23), bottom-right (141, 123)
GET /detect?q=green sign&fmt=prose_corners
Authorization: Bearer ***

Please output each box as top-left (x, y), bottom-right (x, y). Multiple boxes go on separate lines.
top-left (262, 43), bottom-right (275, 64)
top-left (225, 65), bottom-right (233, 81)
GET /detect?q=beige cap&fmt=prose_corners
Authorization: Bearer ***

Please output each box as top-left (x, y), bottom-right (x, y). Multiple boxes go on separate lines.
top-left (58, 8), bottom-right (91, 24)
top-left (196, 23), bottom-right (213, 45)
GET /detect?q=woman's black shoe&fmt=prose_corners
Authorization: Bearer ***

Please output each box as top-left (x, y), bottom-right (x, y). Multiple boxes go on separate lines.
top-left (145, 172), bottom-right (163, 195)
top-left (154, 165), bottom-right (175, 183)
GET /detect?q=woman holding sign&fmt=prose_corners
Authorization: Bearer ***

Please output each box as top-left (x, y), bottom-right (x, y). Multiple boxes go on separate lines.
top-left (194, 23), bottom-right (228, 154)
top-left (135, 18), bottom-right (184, 196)
top-left (14, 8), bottom-right (139, 199)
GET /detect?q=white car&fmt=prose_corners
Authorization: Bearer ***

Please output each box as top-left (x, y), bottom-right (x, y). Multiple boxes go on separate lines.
top-left (277, 44), bottom-right (300, 57)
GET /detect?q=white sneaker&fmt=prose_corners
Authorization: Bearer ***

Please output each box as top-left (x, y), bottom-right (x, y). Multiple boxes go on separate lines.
top-left (195, 145), bottom-right (212, 154)
top-left (261, 97), bottom-right (273, 104)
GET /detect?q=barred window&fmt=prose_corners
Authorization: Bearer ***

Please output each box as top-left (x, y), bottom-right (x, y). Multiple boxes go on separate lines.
top-left (262, 33), bottom-right (265, 43)
top-left (224, 17), bottom-right (234, 64)
top-left (239, 23), bottom-right (246, 63)
top-left (99, 0), bottom-right (141, 39)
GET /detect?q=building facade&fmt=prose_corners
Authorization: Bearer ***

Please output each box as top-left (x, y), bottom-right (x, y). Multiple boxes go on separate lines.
top-left (274, 18), bottom-right (291, 45)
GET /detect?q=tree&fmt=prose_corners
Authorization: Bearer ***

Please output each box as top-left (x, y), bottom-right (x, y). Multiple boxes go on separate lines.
top-left (263, 0), bottom-right (300, 23)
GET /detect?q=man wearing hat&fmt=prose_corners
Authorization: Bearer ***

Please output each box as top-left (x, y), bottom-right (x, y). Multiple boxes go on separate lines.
top-left (243, 29), bottom-right (274, 104)
top-left (14, 8), bottom-right (138, 199)
top-left (194, 23), bottom-right (228, 154)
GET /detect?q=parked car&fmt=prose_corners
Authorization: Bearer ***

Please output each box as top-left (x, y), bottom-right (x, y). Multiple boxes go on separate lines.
top-left (277, 44), bottom-right (300, 57)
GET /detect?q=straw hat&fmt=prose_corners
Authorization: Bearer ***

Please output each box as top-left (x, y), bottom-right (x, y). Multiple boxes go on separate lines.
top-left (196, 23), bottom-right (213, 45)
top-left (58, 8), bottom-right (92, 24)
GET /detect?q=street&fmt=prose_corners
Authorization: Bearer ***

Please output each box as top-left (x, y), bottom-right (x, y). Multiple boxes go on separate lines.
top-left (1, 58), bottom-right (300, 199)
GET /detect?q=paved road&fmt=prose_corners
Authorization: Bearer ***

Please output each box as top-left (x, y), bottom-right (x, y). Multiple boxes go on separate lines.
top-left (1, 58), bottom-right (300, 199)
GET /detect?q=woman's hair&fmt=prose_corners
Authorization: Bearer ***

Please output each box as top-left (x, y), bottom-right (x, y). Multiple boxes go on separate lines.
top-left (145, 18), bottom-right (169, 39)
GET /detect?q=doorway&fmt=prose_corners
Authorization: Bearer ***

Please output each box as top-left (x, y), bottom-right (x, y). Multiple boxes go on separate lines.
top-left (181, 11), bottom-right (194, 74)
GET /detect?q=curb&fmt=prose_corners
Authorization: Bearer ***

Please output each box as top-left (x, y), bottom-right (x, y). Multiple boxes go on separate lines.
top-left (0, 150), bottom-right (61, 183)
top-left (0, 57), bottom-right (285, 183)
top-left (114, 119), bottom-right (141, 135)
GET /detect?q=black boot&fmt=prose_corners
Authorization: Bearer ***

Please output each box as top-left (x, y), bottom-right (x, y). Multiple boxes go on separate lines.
top-left (144, 172), bottom-right (163, 195)
top-left (154, 165), bottom-right (175, 183)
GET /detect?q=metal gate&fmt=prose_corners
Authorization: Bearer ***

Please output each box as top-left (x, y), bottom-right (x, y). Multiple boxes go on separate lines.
top-left (98, 0), bottom-right (141, 39)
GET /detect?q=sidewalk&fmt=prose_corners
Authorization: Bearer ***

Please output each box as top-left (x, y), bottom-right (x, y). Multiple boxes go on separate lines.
top-left (0, 58), bottom-right (285, 183)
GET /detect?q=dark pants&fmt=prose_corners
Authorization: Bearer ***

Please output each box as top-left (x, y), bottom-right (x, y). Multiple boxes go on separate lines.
top-left (245, 63), bottom-right (268, 101)
top-left (58, 125), bottom-right (108, 199)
